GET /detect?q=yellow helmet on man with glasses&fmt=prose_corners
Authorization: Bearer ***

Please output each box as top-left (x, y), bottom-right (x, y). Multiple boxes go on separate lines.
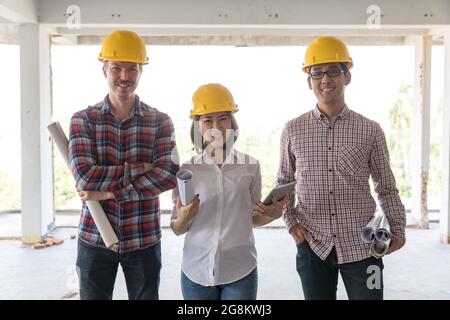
top-left (98, 30), bottom-right (149, 64)
top-left (190, 83), bottom-right (239, 118)
top-left (303, 36), bottom-right (353, 73)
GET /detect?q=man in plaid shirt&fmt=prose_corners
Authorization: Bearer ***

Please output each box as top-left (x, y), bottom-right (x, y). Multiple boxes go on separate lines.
top-left (278, 36), bottom-right (406, 300)
top-left (69, 30), bottom-right (178, 300)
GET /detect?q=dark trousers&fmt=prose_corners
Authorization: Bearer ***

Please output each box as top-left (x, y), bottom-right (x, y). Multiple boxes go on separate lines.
top-left (76, 240), bottom-right (161, 300)
top-left (296, 241), bottom-right (383, 300)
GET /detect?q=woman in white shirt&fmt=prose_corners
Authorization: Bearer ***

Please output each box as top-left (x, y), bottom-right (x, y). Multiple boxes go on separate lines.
top-left (170, 83), bottom-right (287, 300)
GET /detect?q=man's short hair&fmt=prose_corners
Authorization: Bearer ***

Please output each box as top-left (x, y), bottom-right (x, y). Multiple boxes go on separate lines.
top-left (339, 62), bottom-right (349, 74)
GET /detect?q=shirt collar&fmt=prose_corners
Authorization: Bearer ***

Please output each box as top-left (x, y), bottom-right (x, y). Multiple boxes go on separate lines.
top-left (101, 94), bottom-right (144, 117)
top-left (195, 147), bottom-right (237, 166)
top-left (223, 148), bottom-right (238, 165)
top-left (313, 104), bottom-right (350, 121)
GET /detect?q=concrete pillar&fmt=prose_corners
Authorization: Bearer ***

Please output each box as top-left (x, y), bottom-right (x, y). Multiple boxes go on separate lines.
top-left (19, 24), bottom-right (54, 244)
top-left (411, 36), bottom-right (431, 229)
top-left (440, 31), bottom-right (450, 244)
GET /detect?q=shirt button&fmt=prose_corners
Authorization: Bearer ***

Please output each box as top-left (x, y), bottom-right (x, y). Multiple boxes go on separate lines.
top-left (328, 169), bottom-right (332, 172)
top-left (328, 147), bottom-right (332, 151)
top-left (328, 126), bottom-right (332, 129)
top-left (330, 191), bottom-right (333, 194)
top-left (333, 235), bottom-right (337, 237)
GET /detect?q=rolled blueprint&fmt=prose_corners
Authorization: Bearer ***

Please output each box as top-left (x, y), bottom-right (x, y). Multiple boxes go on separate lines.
top-left (370, 239), bottom-right (391, 258)
top-left (47, 122), bottom-right (119, 248)
top-left (47, 122), bottom-right (71, 167)
top-left (176, 169), bottom-right (195, 206)
top-left (361, 212), bottom-right (383, 243)
top-left (361, 206), bottom-right (392, 258)
top-left (375, 214), bottom-right (391, 242)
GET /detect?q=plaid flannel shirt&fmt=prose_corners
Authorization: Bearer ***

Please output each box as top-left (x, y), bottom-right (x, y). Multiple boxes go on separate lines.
top-left (69, 95), bottom-right (179, 252)
top-left (278, 105), bottom-right (406, 263)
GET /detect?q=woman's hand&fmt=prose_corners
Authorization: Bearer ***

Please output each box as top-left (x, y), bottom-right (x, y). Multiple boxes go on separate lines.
top-left (252, 195), bottom-right (288, 227)
top-left (176, 195), bottom-right (200, 224)
top-left (254, 195), bottom-right (289, 219)
top-left (171, 195), bottom-right (200, 236)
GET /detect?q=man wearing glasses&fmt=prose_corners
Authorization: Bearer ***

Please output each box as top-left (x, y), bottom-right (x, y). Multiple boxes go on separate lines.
top-left (277, 36), bottom-right (406, 300)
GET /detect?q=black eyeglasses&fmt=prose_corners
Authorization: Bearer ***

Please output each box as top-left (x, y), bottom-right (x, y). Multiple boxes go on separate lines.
top-left (309, 68), bottom-right (344, 80)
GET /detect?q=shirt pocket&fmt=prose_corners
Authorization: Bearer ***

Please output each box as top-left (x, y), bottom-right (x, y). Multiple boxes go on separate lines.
top-left (338, 145), bottom-right (367, 176)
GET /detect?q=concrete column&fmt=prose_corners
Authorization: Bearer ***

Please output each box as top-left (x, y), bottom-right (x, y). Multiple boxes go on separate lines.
top-left (440, 31), bottom-right (450, 244)
top-left (411, 36), bottom-right (431, 229)
top-left (19, 24), bottom-right (54, 244)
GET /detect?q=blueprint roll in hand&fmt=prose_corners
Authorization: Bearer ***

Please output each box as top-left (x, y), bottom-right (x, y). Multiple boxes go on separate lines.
top-left (375, 214), bottom-right (391, 242)
top-left (361, 211), bottom-right (383, 243)
top-left (360, 205), bottom-right (391, 258)
top-left (176, 169), bottom-right (195, 206)
top-left (47, 122), bottom-right (119, 248)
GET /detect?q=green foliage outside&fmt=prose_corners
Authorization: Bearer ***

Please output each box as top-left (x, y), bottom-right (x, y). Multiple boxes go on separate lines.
top-left (386, 84), bottom-right (442, 199)
top-left (0, 171), bottom-right (20, 210)
top-left (235, 128), bottom-right (282, 198)
top-left (387, 84), bottom-right (413, 198)
top-left (54, 151), bottom-right (77, 207)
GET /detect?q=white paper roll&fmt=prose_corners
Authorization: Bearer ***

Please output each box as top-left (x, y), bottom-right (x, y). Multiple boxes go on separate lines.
top-left (47, 122), bottom-right (119, 248)
top-left (47, 122), bottom-right (70, 167)
top-left (84, 200), bottom-right (119, 248)
top-left (375, 214), bottom-right (391, 242)
top-left (370, 239), bottom-right (391, 258)
top-left (176, 169), bottom-right (195, 206)
top-left (361, 213), bottom-right (382, 243)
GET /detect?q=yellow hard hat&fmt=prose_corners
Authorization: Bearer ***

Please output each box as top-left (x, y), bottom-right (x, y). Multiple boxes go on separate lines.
top-left (98, 30), bottom-right (148, 64)
top-left (190, 83), bottom-right (238, 118)
top-left (302, 36), bottom-right (353, 73)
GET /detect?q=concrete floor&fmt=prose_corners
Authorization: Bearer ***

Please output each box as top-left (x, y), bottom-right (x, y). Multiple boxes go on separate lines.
top-left (0, 214), bottom-right (449, 300)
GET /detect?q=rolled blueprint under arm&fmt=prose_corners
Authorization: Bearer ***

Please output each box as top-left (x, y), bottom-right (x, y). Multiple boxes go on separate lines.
top-left (370, 239), bottom-right (391, 258)
top-left (176, 169), bottom-right (195, 206)
top-left (369, 211), bottom-right (391, 258)
top-left (375, 214), bottom-right (391, 242)
top-left (361, 213), bottom-right (383, 243)
top-left (47, 122), bottom-right (119, 248)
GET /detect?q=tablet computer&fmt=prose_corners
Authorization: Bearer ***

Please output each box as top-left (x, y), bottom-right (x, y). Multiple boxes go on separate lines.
top-left (262, 181), bottom-right (296, 205)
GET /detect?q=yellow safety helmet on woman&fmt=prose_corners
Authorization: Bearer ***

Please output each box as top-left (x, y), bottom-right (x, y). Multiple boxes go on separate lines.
top-left (190, 83), bottom-right (238, 118)
top-left (98, 30), bottom-right (148, 64)
top-left (302, 36), bottom-right (353, 73)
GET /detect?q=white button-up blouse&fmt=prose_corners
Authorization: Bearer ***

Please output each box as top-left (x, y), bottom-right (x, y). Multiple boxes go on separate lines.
top-left (171, 149), bottom-right (261, 286)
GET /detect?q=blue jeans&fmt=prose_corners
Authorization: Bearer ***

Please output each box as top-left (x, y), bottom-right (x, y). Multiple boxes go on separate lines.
top-left (296, 241), bottom-right (383, 300)
top-left (181, 268), bottom-right (258, 300)
top-left (76, 240), bottom-right (161, 300)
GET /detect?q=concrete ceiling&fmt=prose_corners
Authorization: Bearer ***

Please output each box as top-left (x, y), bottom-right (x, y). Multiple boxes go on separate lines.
top-left (0, 0), bottom-right (449, 45)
